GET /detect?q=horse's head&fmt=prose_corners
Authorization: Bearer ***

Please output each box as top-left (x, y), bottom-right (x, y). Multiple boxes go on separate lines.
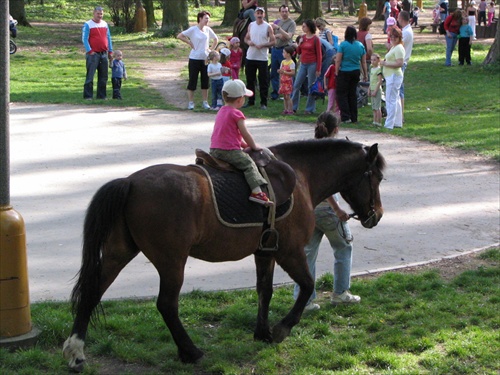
top-left (340, 143), bottom-right (385, 229)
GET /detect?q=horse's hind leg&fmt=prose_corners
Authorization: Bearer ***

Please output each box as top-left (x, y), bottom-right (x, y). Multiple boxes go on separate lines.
top-left (64, 231), bottom-right (139, 372)
top-left (154, 258), bottom-right (204, 363)
top-left (271, 252), bottom-right (314, 343)
top-left (253, 254), bottom-right (276, 342)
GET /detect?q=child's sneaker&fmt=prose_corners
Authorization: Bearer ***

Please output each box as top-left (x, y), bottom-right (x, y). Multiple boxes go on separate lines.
top-left (249, 192), bottom-right (274, 206)
top-left (331, 290), bottom-right (361, 305)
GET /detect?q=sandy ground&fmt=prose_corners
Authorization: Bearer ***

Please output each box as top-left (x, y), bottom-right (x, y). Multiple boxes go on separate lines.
top-left (9, 103), bottom-right (499, 303)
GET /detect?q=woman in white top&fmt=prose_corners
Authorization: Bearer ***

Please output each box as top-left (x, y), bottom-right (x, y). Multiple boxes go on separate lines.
top-left (380, 27), bottom-right (405, 130)
top-left (177, 11), bottom-right (218, 110)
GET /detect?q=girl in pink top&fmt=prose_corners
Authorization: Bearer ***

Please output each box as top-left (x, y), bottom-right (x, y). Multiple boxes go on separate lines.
top-left (229, 37), bottom-right (243, 79)
top-left (210, 79), bottom-right (273, 206)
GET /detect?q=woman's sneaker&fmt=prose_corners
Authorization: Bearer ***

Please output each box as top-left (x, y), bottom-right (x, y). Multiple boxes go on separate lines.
top-left (304, 303), bottom-right (320, 311)
top-left (249, 192), bottom-right (274, 206)
top-left (331, 291), bottom-right (361, 305)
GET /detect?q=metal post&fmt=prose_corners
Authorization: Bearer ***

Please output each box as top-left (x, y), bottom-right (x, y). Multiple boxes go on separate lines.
top-left (0, 1), bottom-right (40, 349)
top-left (0, 2), bottom-right (10, 205)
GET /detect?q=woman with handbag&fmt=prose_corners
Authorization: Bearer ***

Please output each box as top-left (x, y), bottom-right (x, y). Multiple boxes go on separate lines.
top-left (291, 20), bottom-right (323, 115)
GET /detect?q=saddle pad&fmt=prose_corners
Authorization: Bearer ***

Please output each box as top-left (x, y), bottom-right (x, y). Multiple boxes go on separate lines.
top-left (191, 164), bottom-right (293, 228)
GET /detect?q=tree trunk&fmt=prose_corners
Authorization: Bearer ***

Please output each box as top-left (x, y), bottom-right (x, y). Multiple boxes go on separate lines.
top-left (289, 0), bottom-right (302, 14)
top-left (348, 0), bottom-right (355, 16)
top-left (449, 0), bottom-right (458, 11)
top-left (373, 0), bottom-right (385, 21)
top-left (483, 22), bottom-right (500, 65)
top-left (296, 0), bottom-right (321, 24)
top-left (9, 0), bottom-right (30, 27)
top-left (222, 0), bottom-right (240, 27)
top-left (143, 0), bottom-right (157, 29)
top-left (160, 0), bottom-right (188, 37)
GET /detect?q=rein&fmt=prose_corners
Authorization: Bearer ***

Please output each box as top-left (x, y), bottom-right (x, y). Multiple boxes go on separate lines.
top-left (348, 168), bottom-right (376, 226)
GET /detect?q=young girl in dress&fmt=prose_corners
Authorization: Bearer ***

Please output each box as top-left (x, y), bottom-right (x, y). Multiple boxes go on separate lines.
top-left (229, 37), bottom-right (243, 79)
top-left (488, 1), bottom-right (496, 26)
top-left (278, 46), bottom-right (296, 115)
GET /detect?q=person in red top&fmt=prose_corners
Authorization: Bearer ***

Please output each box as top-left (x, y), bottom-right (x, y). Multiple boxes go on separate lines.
top-left (324, 57), bottom-right (339, 114)
top-left (291, 20), bottom-right (322, 115)
top-left (82, 6), bottom-right (113, 100)
top-left (219, 48), bottom-right (232, 83)
top-left (444, 9), bottom-right (463, 66)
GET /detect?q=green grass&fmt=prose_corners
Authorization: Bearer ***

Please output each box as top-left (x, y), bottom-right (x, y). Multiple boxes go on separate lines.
top-left (1, 248), bottom-right (498, 374)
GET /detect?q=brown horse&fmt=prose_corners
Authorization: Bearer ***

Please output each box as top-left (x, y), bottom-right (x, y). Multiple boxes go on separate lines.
top-left (63, 138), bottom-right (385, 371)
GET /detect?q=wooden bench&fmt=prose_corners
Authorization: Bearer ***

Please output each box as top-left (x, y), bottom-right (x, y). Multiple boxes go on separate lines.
top-left (413, 24), bottom-right (439, 33)
top-left (414, 23), bottom-right (439, 34)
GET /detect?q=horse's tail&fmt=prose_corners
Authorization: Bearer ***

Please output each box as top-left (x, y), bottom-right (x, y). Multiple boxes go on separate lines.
top-left (70, 178), bottom-right (131, 322)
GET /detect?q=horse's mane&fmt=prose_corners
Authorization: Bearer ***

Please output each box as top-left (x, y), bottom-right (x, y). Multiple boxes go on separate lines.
top-left (271, 138), bottom-right (386, 172)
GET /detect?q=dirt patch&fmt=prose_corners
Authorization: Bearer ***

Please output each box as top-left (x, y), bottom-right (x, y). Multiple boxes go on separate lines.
top-left (355, 247), bottom-right (498, 281)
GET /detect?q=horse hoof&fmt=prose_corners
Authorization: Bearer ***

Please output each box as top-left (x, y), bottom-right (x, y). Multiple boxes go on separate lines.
top-left (63, 334), bottom-right (86, 372)
top-left (271, 324), bottom-right (291, 343)
top-left (179, 347), bottom-right (204, 363)
top-left (254, 329), bottom-right (273, 343)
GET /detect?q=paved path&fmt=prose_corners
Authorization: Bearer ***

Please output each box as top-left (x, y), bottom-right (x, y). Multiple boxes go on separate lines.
top-left (9, 104), bottom-right (499, 302)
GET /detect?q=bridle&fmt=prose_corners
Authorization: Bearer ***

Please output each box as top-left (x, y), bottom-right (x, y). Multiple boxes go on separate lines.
top-left (348, 167), bottom-right (377, 226)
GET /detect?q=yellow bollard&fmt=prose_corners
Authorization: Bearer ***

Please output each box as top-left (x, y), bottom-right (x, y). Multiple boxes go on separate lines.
top-left (417, 0), bottom-right (423, 10)
top-left (358, 1), bottom-right (368, 22)
top-left (0, 205), bottom-right (37, 345)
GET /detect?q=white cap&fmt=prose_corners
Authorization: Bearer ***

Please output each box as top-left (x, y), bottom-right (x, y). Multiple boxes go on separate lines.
top-left (220, 47), bottom-right (231, 56)
top-left (222, 79), bottom-right (253, 98)
top-left (255, 7), bottom-right (265, 13)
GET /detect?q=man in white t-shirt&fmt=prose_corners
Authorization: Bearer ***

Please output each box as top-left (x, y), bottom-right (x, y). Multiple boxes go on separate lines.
top-left (244, 7), bottom-right (275, 109)
top-left (398, 11), bottom-right (413, 123)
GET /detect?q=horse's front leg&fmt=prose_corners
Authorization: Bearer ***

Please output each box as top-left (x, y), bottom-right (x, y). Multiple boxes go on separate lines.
top-left (253, 254), bottom-right (276, 343)
top-left (272, 251), bottom-right (314, 343)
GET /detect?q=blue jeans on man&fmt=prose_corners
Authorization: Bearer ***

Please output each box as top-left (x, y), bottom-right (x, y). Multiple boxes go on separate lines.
top-left (84, 52), bottom-right (109, 99)
top-left (270, 47), bottom-right (285, 100)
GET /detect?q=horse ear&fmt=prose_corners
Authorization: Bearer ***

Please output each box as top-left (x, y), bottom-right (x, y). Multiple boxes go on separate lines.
top-left (367, 143), bottom-right (379, 165)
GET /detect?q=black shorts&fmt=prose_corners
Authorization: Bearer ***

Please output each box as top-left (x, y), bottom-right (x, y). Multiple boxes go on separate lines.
top-left (187, 58), bottom-right (209, 91)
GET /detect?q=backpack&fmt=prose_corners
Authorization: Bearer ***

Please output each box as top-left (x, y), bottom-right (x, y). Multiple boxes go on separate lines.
top-left (309, 77), bottom-right (325, 101)
top-left (439, 21), bottom-right (446, 35)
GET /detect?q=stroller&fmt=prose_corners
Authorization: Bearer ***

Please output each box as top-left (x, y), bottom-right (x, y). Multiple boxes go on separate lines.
top-left (10, 16), bottom-right (18, 55)
top-left (357, 81), bottom-right (387, 118)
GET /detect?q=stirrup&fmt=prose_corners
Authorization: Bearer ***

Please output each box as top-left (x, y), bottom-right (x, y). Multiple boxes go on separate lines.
top-left (259, 228), bottom-right (279, 251)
